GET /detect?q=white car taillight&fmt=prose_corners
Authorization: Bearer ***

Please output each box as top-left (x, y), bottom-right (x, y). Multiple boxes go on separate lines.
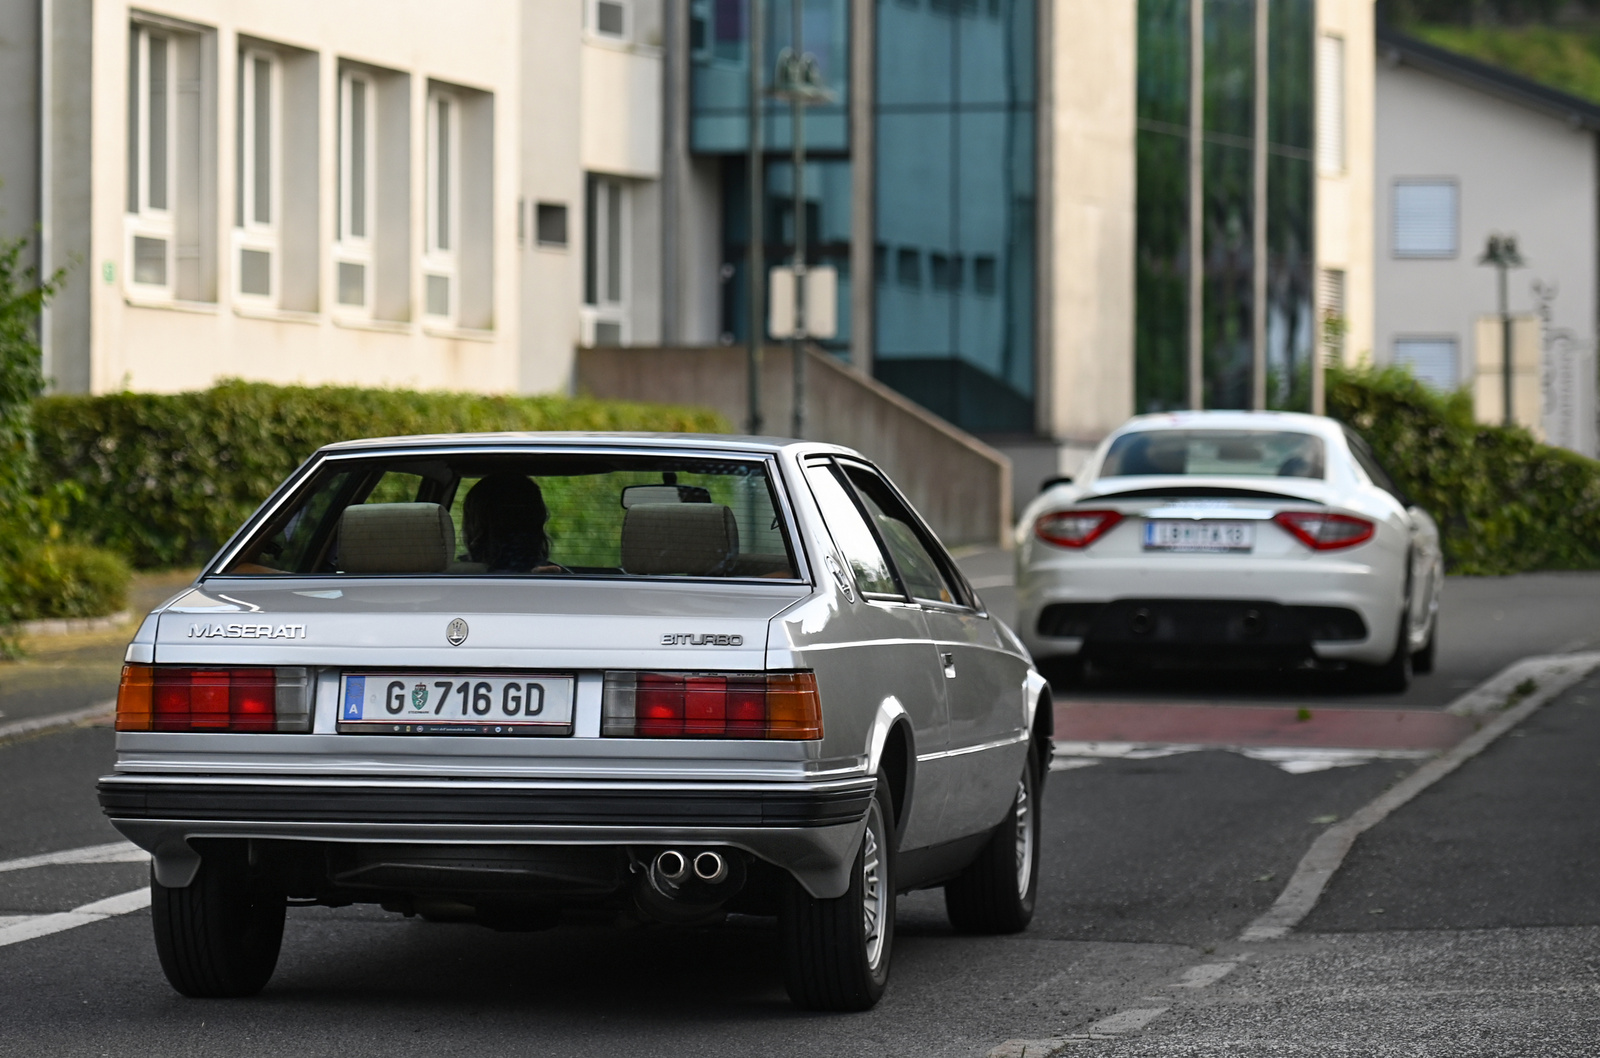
top-left (1034, 510), bottom-right (1123, 549)
top-left (1273, 511), bottom-right (1375, 550)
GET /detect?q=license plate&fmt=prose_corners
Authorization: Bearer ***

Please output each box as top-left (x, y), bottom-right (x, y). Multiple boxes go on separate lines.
top-left (1143, 520), bottom-right (1255, 552)
top-left (338, 673), bottom-right (576, 735)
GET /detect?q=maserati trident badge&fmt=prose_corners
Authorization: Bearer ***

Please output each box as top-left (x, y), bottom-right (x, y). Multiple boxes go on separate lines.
top-left (446, 618), bottom-right (469, 646)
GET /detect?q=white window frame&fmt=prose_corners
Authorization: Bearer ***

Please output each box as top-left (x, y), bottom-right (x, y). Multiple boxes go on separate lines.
top-left (583, 175), bottom-right (629, 345)
top-left (126, 24), bottom-right (177, 298)
top-left (588, 0), bottom-right (629, 41)
top-left (423, 88), bottom-right (461, 323)
top-left (334, 69), bottom-right (376, 314)
top-left (234, 48), bottom-right (281, 305)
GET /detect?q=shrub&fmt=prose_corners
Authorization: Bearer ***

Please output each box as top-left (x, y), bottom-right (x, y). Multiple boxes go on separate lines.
top-left (34, 381), bottom-right (731, 569)
top-left (6, 541), bottom-right (131, 622)
top-left (1327, 364), bottom-right (1600, 575)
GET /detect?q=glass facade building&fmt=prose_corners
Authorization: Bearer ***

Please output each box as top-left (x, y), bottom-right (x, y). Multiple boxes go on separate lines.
top-left (1135, 0), bottom-right (1315, 414)
top-left (690, 0), bottom-right (1038, 433)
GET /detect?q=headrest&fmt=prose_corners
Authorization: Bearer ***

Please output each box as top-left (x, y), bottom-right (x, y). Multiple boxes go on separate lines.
top-left (620, 503), bottom-right (740, 576)
top-left (338, 503), bottom-right (456, 574)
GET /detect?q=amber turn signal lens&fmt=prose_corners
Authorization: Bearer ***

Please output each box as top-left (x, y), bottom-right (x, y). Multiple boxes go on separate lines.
top-left (764, 672), bottom-right (823, 740)
top-left (115, 664), bottom-right (155, 732)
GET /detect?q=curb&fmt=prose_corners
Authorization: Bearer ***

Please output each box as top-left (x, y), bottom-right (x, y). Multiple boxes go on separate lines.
top-left (1239, 651), bottom-right (1600, 941)
top-left (0, 701), bottom-right (116, 745)
top-left (14, 611), bottom-right (132, 638)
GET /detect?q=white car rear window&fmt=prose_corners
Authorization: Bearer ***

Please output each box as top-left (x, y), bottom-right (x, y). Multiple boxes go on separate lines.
top-left (1100, 430), bottom-right (1325, 479)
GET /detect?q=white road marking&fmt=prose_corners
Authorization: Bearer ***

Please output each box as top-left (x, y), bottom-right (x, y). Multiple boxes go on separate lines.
top-left (0, 888), bottom-right (150, 949)
top-left (1052, 741), bottom-right (1431, 774)
top-left (1170, 960), bottom-right (1242, 989)
top-left (1240, 652), bottom-right (1600, 942)
top-left (0, 701), bottom-right (116, 743)
top-left (968, 574), bottom-right (1014, 589)
top-left (0, 841), bottom-right (149, 874)
top-left (1086, 1007), bottom-right (1169, 1033)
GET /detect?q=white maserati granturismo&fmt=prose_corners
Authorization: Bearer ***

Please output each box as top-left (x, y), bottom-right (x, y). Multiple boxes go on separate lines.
top-left (1015, 411), bottom-right (1442, 691)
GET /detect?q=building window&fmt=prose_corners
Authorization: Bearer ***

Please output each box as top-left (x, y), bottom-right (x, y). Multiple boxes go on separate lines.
top-left (584, 175), bottom-right (627, 343)
top-left (1320, 267), bottom-right (1346, 361)
top-left (1393, 180), bottom-right (1458, 258)
top-left (895, 248), bottom-right (920, 288)
top-left (591, 0), bottom-right (628, 38)
top-left (1394, 336), bottom-right (1459, 391)
top-left (1316, 34), bottom-right (1345, 175)
top-left (235, 49), bottom-right (280, 302)
top-left (127, 25), bottom-right (176, 295)
top-left (336, 70), bottom-right (375, 310)
top-left (424, 89), bottom-right (460, 322)
top-left (536, 202), bottom-right (569, 248)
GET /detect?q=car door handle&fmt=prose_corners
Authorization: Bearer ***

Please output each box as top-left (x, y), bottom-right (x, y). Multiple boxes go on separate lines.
top-left (941, 652), bottom-right (956, 678)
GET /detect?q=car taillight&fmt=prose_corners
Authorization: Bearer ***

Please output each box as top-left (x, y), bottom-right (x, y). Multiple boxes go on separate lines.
top-left (1035, 510), bottom-right (1123, 549)
top-left (602, 671), bottom-right (823, 740)
top-left (115, 665), bottom-right (313, 732)
top-left (1273, 511), bottom-right (1375, 551)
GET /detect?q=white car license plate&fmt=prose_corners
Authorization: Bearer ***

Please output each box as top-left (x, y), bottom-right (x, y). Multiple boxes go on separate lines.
top-left (1143, 520), bottom-right (1255, 552)
top-left (338, 673), bottom-right (576, 735)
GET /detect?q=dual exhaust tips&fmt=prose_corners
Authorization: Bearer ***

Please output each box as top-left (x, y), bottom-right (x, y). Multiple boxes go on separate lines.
top-left (653, 848), bottom-right (729, 886)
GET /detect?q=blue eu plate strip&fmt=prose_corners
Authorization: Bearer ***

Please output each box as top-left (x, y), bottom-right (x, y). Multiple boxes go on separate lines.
top-left (343, 676), bottom-right (365, 720)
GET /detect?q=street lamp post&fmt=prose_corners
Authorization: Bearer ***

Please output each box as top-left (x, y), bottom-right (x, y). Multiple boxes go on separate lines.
top-left (771, 9), bottom-right (832, 440)
top-left (1478, 233), bottom-right (1527, 428)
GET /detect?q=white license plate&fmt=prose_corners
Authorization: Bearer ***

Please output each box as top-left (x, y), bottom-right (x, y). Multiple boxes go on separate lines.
top-left (338, 673), bottom-right (576, 735)
top-left (1143, 520), bottom-right (1255, 552)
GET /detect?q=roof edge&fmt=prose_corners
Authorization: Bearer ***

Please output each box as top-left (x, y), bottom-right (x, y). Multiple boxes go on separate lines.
top-left (1377, 23), bottom-right (1600, 131)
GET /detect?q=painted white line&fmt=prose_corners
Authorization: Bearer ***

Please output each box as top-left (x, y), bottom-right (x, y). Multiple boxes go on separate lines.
top-left (0, 841), bottom-right (149, 875)
top-left (1240, 651), bottom-right (1600, 942)
top-left (968, 574), bottom-right (1014, 589)
top-left (0, 701), bottom-right (115, 744)
top-left (1170, 960), bottom-right (1241, 989)
top-left (1053, 741), bottom-right (1431, 774)
top-left (0, 887), bottom-right (150, 949)
top-left (1087, 1007), bottom-right (1169, 1034)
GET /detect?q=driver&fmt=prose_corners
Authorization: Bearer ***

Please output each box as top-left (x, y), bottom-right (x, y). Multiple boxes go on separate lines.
top-left (461, 472), bottom-right (559, 573)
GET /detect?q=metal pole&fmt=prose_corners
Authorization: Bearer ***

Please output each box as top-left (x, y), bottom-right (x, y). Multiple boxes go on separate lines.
top-left (747, 0), bottom-right (766, 434)
top-left (1187, 0), bottom-right (1205, 410)
top-left (1251, 0), bottom-right (1267, 411)
top-left (1500, 263), bottom-right (1513, 427)
top-left (790, 0), bottom-right (807, 440)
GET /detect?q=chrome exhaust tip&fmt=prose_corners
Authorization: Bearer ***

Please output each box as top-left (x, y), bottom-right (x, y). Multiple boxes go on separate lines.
top-left (655, 849), bottom-right (688, 884)
top-left (692, 850), bottom-right (728, 885)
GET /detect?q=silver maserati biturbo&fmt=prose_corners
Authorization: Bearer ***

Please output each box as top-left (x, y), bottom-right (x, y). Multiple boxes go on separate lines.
top-left (100, 433), bottom-right (1050, 1010)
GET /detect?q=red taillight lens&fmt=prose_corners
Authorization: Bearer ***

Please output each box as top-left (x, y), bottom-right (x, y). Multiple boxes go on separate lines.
top-left (603, 672), bottom-right (822, 740)
top-left (118, 666), bottom-right (312, 733)
top-left (1035, 510), bottom-right (1123, 549)
top-left (1273, 511), bottom-right (1376, 551)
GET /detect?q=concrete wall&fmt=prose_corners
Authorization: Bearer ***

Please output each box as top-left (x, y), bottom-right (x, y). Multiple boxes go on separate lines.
top-left (1374, 61), bottom-right (1596, 404)
top-left (1038, 0), bottom-right (1137, 452)
top-left (577, 345), bottom-right (1014, 548)
top-left (0, 0), bottom-right (39, 255)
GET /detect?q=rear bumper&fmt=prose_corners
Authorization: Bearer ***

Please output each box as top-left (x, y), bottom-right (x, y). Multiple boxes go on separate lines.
top-left (98, 774), bottom-right (874, 898)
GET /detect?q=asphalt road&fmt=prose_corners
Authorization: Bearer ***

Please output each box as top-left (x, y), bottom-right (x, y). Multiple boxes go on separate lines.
top-left (1, 558), bottom-right (1597, 1055)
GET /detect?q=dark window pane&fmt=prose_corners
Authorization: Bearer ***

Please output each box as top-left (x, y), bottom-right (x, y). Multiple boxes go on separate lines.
top-left (147, 36), bottom-right (168, 211)
top-left (338, 261), bottom-right (366, 305)
top-left (536, 202), bottom-right (569, 246)
top-left (434, 98), bottom-right (451, 251)
top-left (426, 274), bottom-right (451, 317)
top-left (128, 30), bottom-right (141, 212)
top-left (240, 248), bottom-right (272, 296)
top-left (349, 79), bottom-right (367, 239)
top-left (133, 236), bottom-right (167, 286)
top-left (253, 57), bottom-right (272, 224)
top-left (597, 0), bottom-right (626, 35)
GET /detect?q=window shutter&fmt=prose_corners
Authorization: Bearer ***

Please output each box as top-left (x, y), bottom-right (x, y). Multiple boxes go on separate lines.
top-left (1393, 182), bottom-right (1458, 257)
top-left (1317, 35), bottom-right (1345, 174)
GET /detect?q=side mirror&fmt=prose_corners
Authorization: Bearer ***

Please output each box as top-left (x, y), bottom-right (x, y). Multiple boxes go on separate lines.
top-left (620, 484), bottom-right (713, 508)
top-left (1039, 475), bottom-right (1074, 493)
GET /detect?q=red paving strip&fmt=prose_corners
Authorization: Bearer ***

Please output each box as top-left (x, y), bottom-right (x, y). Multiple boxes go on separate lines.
top-left (1054, 701), bottom-right (1475, 751)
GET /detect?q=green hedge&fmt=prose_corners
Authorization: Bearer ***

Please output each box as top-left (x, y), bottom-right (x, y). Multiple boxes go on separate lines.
top-left (34, 381), bottom-right (730, 569)
top-left (1328, 365), bottom-right (1600, 575)
top-left (6, 541), bottom-right (131, 622)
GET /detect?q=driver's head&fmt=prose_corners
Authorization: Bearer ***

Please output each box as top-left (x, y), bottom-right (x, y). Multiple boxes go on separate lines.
top-left (462, 473), bottom-right (550, 572)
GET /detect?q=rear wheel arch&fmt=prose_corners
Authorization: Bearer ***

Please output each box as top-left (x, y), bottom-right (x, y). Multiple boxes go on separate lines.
top-left (876, 720), bottom-right (913, 840)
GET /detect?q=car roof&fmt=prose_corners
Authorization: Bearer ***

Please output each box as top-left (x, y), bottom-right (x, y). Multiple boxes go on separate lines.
top-left (314, 432), bottom-right (863, 460)
top-left (1107, 410), bottom-right (1347, 442)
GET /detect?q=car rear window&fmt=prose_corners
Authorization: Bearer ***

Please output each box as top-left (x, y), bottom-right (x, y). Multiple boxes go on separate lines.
top-left (218, 452), bottom-right (799, 579)
top-left (1099, 430), bottom-right (1325, 480)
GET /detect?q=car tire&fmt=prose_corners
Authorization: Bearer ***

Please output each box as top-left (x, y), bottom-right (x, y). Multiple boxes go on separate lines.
top-left (1412, 619), bottom-right (1437, 675)
top-left (151, 841), bottom-right (286, 998)
top-left (1361, 611), bottom-right (1413, 694)
top-left (780, 777), bottom-right (895, 1011)
top-left (944, 751), bottom-right (1041, 935)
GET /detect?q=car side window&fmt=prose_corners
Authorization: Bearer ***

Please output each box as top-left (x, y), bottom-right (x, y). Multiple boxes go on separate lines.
top-left (837, 463), bottom-right (965, 607)
top-left (802, 461), bottom-right (901, 597)
top-left (1344, 429), bottom-right (1409, 505)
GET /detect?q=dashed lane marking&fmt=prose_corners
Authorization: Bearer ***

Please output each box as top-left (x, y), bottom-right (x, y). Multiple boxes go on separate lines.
top-left (0, 841), bottom-right (149, 874)
top-left (1052, 741), bottom-right (1432, 774)
top-left (0, 888), bottom-right (150, 950)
